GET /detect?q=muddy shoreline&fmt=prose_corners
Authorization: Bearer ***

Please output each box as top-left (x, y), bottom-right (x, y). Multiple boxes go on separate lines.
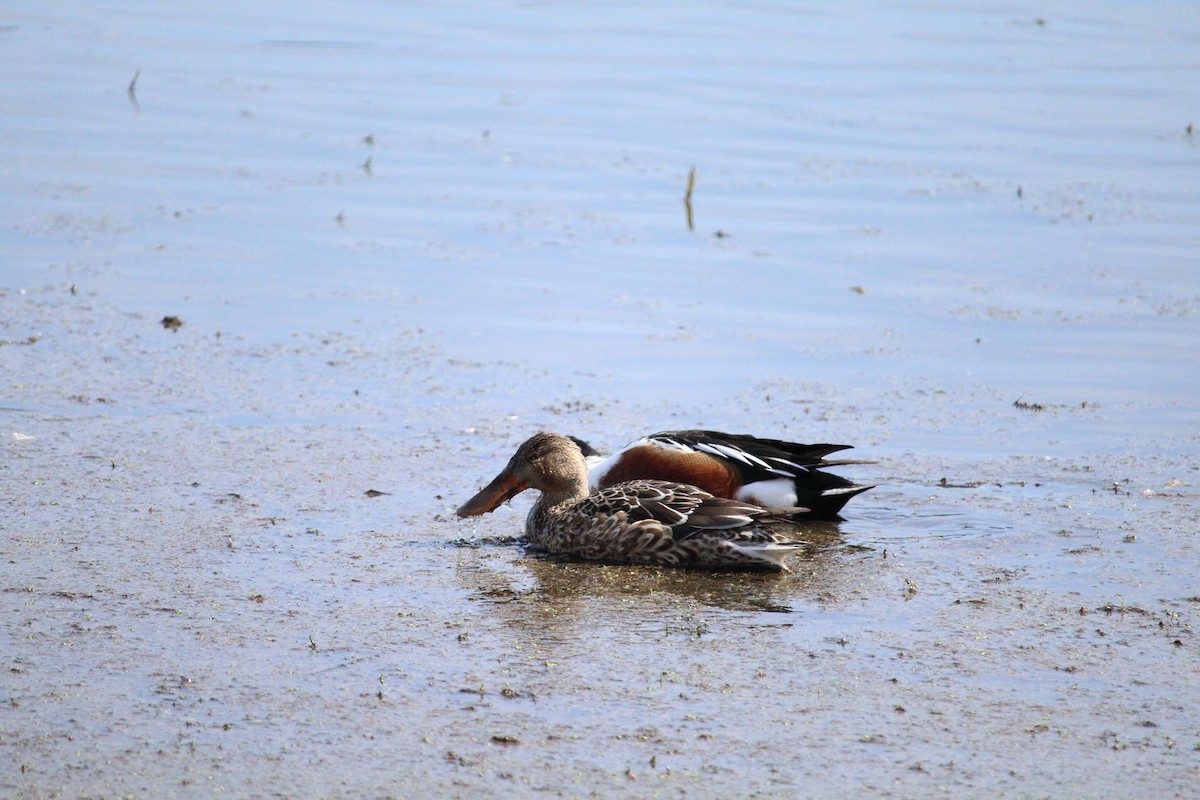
top-left (4, 291), bottom-right (1197, 798)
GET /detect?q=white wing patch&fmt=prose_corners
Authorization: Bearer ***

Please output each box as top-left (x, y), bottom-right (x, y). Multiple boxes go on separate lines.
top-left (694, 442), bottom-right (772, 470)
top-left (821, 485), bottom-right (866, 497)
top-left (764, 456), bottom-right (810, 476)
top-left (735, 478), bottom-right (798, 510)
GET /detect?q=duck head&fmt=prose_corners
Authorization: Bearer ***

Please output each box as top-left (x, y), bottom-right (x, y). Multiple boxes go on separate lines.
top-left (456, 432), bottom-right (589, 517)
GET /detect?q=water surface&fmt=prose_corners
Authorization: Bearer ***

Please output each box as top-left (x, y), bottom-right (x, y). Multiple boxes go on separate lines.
top-left (2, 1), bottom-right (1198, 797)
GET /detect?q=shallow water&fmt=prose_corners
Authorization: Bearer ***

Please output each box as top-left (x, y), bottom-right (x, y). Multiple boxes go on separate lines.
top-left (3, 1), bottom-right (1199, 797)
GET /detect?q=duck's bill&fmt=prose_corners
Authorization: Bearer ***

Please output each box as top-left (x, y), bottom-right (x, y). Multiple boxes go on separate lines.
top-left (456, 470), bottom-right (529, 517)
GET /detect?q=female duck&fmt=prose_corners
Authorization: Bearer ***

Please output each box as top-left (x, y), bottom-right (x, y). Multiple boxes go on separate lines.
top-left (457, 432), bottom-right (804, 570)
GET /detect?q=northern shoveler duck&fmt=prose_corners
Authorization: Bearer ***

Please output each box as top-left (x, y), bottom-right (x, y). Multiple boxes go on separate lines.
top-left (457, 432), bottom-right (805, 570)
top-left (571, 430), bottom-right (871, 519)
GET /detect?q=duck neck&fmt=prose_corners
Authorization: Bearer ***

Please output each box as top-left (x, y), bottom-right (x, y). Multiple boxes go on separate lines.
top-left (536, 472), bottom-right (591, 510)
top-left (526, 473), bottom-right (590, 541)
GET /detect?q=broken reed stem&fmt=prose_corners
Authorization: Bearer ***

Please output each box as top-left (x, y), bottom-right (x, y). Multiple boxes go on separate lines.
top-left (683, 166), bottom-right (696, 231)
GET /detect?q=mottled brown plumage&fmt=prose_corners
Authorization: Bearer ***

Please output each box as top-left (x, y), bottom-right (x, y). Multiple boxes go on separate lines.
top-left (457, 432), bottom-right (804, 570)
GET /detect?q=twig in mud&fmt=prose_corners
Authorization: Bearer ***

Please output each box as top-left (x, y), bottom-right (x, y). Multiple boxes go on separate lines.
top-left (128, 69), bottom-right (141, 113)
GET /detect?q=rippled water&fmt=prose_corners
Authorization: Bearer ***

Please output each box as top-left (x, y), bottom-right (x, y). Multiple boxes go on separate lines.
top-left (3, 2), bottom-right (1198, 797)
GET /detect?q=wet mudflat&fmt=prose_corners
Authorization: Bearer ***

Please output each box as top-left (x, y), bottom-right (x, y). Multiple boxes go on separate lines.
top-left (3, 1), bottom-right (1199, 798)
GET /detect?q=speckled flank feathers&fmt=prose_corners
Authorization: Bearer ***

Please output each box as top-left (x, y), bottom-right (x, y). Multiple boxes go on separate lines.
top-left (457, 432), bottom-right (805, 570)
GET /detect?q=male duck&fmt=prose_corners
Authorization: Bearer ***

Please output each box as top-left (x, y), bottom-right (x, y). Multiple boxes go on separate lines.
top-left (572, 429), bottom-right (872, 519)
top-left (457, 432), bottom-right (805, 570)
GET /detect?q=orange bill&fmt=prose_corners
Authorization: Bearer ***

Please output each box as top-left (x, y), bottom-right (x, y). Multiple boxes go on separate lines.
top-left (456, 468), bottom-right (529, 517)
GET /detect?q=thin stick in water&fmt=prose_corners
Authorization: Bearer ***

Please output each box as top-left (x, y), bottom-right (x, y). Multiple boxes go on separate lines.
top-left (683, 166), bottom-right (696, 231)
top-left (127, 69), bottom-right (141, 113)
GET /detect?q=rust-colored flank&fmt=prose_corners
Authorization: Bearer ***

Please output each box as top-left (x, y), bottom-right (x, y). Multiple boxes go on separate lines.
top-left (596, 445), bottom-right (739, 498)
